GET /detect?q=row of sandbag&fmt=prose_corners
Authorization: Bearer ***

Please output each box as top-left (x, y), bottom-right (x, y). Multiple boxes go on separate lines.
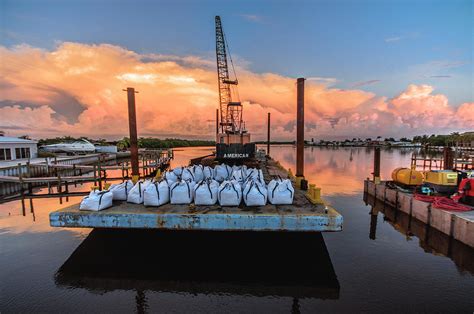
top-left (79, 174), bottom-right (294, 211)
top-left (162, 164), bottom-right (265, 184)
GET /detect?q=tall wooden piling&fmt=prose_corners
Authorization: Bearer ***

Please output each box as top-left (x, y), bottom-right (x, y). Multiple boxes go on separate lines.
top-left (373, 147), bottom-right (381, 183)
top-left (443, 147), bottom-right (454, 170)
top-left (267, 112), bottom-right (271, 156)
top-left (125, 87), bottom-right (140, 179)
top-left (296, 78), bottom-right (305, 185)
top-left (216, 108), bottom-right (219, 142)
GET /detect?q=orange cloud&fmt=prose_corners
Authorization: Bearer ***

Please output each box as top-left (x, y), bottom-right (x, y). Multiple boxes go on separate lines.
top-left (0, 42), bottom-right (471, 140)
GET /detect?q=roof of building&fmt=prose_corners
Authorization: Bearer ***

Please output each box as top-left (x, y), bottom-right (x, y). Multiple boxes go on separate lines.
top-left (0, 136), bottom-right (38, 144)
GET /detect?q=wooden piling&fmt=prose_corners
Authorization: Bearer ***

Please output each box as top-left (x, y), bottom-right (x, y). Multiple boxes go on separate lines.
top-left (125, 87), bottom-right (140, 178)
top-left (65, 181), bottom-right (69, 202)
top-left (443, 147), bottom-right (454, 170)
top-left (373, 147), bottom-right (381, 183)
top-left (216, 108), bottom-right (219, 142)
top-left (57, 174), bottom-right (62, 204)
top-left (97, 160), bottom-right (102, 190)
top-left (73, 165), bottom-right (77, 187)
top-left (296, 78), bottom-right (305, 178)
top-left (18, 163), bottom-right (26, 216)
top-left (267, 112), bottom-right (271, 156)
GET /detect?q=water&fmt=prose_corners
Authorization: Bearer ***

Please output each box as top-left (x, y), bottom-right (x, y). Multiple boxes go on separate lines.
top-left (1, 146), bottom-right (473, 313)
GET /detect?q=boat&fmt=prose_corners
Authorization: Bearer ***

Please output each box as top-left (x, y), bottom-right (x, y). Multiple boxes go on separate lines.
top-left (41, 139), bottom-right (96, 154)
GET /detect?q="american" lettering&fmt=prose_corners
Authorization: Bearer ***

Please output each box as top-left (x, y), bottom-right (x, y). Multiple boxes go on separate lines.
top-left (223, 153), bottom-right (249, 158)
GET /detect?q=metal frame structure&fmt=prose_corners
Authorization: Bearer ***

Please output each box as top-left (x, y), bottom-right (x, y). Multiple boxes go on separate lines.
top-left (215, 16), bottom-right (243, 134)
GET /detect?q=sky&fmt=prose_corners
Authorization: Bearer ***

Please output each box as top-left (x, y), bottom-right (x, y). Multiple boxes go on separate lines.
top-left (0, 0), bottom-right (473, 141)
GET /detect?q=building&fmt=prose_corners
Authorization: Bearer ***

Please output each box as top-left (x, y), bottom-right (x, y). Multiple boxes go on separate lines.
top-left (0, 137), bottom-right (38, 161)
top-left (455, 132), bottom-right (474, 149)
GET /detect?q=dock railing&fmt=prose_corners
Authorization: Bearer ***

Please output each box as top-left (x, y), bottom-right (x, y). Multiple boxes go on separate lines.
top-left (410, 150), bottom-right (473, 171)
top-left (0, 149), bottom-right (173, 201)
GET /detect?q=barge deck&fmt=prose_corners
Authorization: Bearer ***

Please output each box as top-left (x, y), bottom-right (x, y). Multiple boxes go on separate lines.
top-left (49, 157), bottom-right (343, 232)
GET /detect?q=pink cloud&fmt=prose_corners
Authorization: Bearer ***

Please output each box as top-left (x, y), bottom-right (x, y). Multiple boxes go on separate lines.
top-left (0, 42), bottom-right (471, 140)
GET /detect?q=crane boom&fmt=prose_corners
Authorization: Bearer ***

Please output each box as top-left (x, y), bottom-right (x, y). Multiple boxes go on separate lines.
top-left (215, 16), bottom-right (242, 134)
top-left (214, 16), bottom-right (254, 161)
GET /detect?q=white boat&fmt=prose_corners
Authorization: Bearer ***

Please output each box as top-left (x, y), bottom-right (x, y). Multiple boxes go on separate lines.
top-left (41, 139), bottom-right (96, 154)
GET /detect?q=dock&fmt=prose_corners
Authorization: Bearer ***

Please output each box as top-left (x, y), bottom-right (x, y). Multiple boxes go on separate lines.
top-left (364, 180), bottom-right (474, 248)
top-left (0, 149), bottom-right (172, 200)
top-left (49, 158), bottom-right (343, 232)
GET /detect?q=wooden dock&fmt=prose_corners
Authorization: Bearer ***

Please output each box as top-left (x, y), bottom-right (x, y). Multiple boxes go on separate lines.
top-left (0, 149), bottom-right (172, 200)
top-left (49, 158), bottom-right (343, 232)
top-left (364, 180), bottom-right (474, 248)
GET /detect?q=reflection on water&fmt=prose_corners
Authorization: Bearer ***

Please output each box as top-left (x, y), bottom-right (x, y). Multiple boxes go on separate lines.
top-left (56, 229), bottom-right (339, 301)
top-left (266, 146), bottom-right (416, 195)
top-left (365, 193), bottom-right (474, 274)
top-left (1, 146), bottom-right (474, 312)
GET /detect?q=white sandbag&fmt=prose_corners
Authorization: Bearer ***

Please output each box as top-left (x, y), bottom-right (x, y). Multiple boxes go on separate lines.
top-left (243, 180), bottom-right (268, 206)
top-left (231, 168), bottom-right (246, 183)
top-left (127, 180), bottom-right (152, 204)
top-left (181, 167), bottom-right (195, 182)
top-left (80, 190), bottom-right (113, 211)
top-left (172, 167), bottom-right (184, 177)
top-left (108, 180), bottom-right (133, 201)
top-left (170, 180), bottom-right (195, 204)
top-left (267, 178), bottom-right (294, 205)
top-left (203, 166), bottom-right (214, 179)
top-left (232, 165), bottom-right (247, 174)
top-left (245, 168), bottom-right (265, 185)
top-left (192, 165), bottom-right (204, 182)
top-left (214, 164), bottom-right (232, 182)
top-left (194, 179), bottom-right (219, 205)
top-left (218, 180), bottom-right (242, 206)
top-left (143, 179), bottom-right (170, 206)
top-left (163, 170), bottom-right (178, 183)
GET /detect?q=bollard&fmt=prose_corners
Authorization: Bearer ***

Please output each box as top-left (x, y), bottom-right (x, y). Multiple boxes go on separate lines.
top-left (132, 175), bottom-right (140, 184)
top-left (155, 169), bottom-right (162, 180)
top-left (307, 184), bottom-right (324, 204)
top-left (295, 176), bottom-right (303, 188)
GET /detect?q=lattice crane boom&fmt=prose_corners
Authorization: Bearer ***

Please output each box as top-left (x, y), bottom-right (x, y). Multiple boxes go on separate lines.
top-left (215, 16), bottom-right (243, 134)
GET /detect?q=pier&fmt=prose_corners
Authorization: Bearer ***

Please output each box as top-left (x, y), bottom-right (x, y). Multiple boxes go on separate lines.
top-left (0, 149), bottom-right (172, 201)
top-left (49, 157), bottom-right (343, 232)
top-left (364, 180), bottom-right (474, 248)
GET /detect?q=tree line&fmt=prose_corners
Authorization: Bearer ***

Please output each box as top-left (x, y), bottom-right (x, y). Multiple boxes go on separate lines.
top-left (36, 136), bottom-right (215, 149)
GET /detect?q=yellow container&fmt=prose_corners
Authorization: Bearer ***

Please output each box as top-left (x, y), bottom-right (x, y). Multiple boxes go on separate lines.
top-left (391, 167), bottom-right (423, 186)
top-left (424, 171), bottom-right (458, 186)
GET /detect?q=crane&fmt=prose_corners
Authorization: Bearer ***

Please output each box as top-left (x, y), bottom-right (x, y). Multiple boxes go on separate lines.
top-left (215, 15), bottom-right (243, 133)
top-left (214, 16), bottom-right (254, 160)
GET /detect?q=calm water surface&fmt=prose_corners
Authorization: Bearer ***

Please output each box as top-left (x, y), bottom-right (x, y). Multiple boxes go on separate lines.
top-left (1, 146), bottom-right (473, 313)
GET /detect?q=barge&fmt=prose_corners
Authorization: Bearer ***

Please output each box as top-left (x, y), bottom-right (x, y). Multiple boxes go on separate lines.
top-left (49, 157), bottom-right (343, 232)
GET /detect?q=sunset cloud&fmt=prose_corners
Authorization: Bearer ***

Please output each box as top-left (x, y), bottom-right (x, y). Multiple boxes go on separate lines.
top-left (0, 42), bottom-right (472, 140)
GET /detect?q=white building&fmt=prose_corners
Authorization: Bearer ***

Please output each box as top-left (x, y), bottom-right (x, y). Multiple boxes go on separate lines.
top-left (0, 137), bottom-right (38, 161)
